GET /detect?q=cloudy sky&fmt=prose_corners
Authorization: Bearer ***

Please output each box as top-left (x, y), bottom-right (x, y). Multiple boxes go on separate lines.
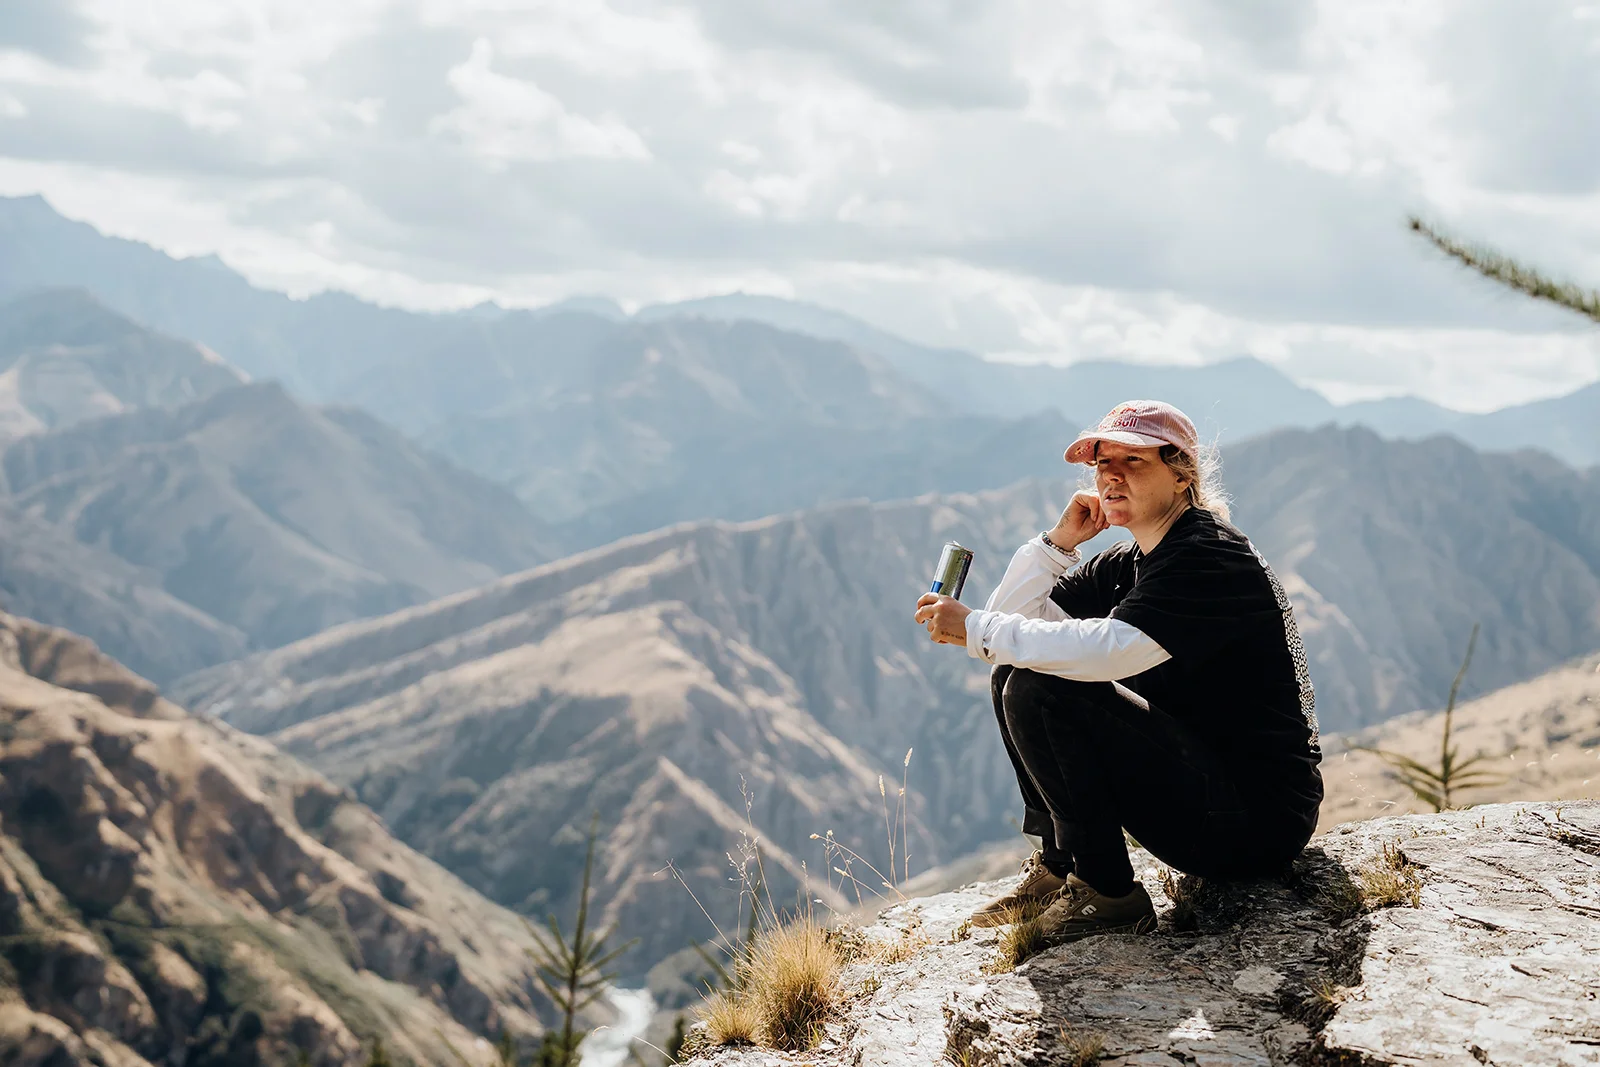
top-left (1, 0), bottom-right (1598, 410)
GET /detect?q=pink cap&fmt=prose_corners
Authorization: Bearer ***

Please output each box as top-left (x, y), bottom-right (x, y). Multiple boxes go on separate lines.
top-left (1064, 400), bottom-right (1198, 464)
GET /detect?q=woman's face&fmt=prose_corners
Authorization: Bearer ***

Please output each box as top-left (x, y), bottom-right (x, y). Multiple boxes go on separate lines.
top-left (1094, 442), bottom-right (1189, 528)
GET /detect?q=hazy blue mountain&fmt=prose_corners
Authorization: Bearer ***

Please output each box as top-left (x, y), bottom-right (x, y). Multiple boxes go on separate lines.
top-left (0, 287), bottom-right (246, 439)
top-left (1444, 382), bottom-right (1600, 468)
top-left (640, 293), bottom-right (1600, 467)
top-left (638, 294), bottom-right (1435, 444)
top-left (7, 194), bottom-right (1597, 476)
top-left (336, 311), bottom-right (1080, 547)
top-left (0, 500), bottom-right (248, 682)
top-left (640, 295), bottom-right (1345, 440)
top-left (637, 291), bottom-right (1007, 408)
top-left (0, 381), bottom-right (555, 650)
top-left (0, 195), bottom-right (465, 399)
top-left (335, 308), bottom-right (622, 434)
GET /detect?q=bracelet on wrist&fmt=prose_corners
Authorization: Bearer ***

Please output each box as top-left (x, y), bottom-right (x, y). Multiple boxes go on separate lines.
top-left (1040, 530), bottom-right (1071, 553)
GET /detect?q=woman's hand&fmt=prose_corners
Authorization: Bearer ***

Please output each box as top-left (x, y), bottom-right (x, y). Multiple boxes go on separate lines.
top-left (914, 593), bottom-right (971, 646)
top-left (1048, 489), bottom-right (1109, 550)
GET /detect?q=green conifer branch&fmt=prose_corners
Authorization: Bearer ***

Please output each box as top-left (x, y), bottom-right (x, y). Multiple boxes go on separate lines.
top-left (524, 815), bottom-right (638, 1067)
top-left (1409, 217), bottom-right (1600, 324)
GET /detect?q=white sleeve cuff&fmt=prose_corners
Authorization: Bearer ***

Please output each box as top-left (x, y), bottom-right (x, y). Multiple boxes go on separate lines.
top-left (965, 609), bottom-right (993, 662)
top-left (1033, 534), bottom-right (1081, 571)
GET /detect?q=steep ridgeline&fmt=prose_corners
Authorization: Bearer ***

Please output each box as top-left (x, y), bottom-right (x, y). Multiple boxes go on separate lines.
top-left (0, 502), bottom-right (248, 683)
top-left (0, 381), bottom-right (554, 666)
top-left (638, 293), bottom-right (1600, 468)
top-left (0, 612), bottom-right (545, 1067)
top-left (1227, 426), bottom-right (1600, 730)
top-left (0, 288), bottom-right (246, 440)
top-left (343, 313), bottom-right (1080, 550)
top-left (0, 195), bottom-right (466, 402)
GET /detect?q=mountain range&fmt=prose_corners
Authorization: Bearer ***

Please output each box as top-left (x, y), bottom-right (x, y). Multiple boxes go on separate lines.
top-left (346, 311), bottom-right (1080, 547)
top-left (0, 287), bottom-right (246, 441)
top-left (171, 424), bottom-right (1600, 980)
top-left (0, 305), bottom-right (557, 677)
top-left (629, 292), bottom-right (1600, 468)
top-left (3, 194), bottom-right (1598, 482)
top-left (0, 611), bottom-right (548, 1065)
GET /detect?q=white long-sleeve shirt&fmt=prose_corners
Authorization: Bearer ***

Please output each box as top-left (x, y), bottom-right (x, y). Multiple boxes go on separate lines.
top-left (963, 536), bottom-right (1171, 681)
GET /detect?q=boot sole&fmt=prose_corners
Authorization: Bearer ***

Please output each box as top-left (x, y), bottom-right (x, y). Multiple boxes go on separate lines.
top-left (1042, 912), bottom-right (1157, 944)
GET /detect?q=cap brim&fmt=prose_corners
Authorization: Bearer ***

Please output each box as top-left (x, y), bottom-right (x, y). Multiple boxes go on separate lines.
top-left (1063, 430), bottom-right (1169, 464)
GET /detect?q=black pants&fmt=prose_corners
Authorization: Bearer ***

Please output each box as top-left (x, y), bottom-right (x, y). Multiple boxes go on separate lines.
top-left (992, 665), bottom-right (1307, 896)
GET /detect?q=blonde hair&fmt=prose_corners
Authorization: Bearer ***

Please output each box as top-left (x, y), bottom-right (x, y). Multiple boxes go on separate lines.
top-left (1082, 441), bottom-right (1232, 522)
top-left (1159, 443), bottom-right (1231, 522)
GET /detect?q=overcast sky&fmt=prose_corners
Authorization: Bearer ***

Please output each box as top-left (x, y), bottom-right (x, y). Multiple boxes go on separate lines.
top-left (1, 0), bottom-right (1598, 410)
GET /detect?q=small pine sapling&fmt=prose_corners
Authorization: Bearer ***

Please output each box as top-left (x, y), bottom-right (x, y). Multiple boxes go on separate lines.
top-left (1361, 623), bottom-right (1503, 812)
top-left (527, 817), bottom-right (636, 1067)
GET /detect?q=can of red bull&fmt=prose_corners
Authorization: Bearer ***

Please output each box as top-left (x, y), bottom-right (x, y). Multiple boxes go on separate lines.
top-left (930, 541), bottom-right (974, 601)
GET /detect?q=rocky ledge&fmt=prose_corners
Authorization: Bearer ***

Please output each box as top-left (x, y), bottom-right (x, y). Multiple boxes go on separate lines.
top-left (689, 800), bottom-right (1600, 1066)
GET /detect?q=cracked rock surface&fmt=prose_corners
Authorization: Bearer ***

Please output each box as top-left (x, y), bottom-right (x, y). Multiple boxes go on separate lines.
top-left (687, 801), bottom-right (1600, 1066)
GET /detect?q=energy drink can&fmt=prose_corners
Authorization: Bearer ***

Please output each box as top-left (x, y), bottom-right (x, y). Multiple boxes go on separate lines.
top-left (930, 541), bottom-right (974, 601)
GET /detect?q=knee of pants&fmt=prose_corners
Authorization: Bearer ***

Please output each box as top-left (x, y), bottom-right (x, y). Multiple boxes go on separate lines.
top-left (990, 664), bottom-right (1014, 709)
top-left (1001, 669), bottom-right (1110, 732)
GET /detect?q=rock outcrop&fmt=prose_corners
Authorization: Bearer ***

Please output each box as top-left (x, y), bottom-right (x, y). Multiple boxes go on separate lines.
top-left (0, 611), bottom-right (546, 1066)
top-left (689, 801), bottom-right (1600, 1066)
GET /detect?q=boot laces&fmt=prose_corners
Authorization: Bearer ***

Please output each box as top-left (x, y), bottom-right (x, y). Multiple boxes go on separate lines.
top-left (1016, 851), bottom-right (1050, 892)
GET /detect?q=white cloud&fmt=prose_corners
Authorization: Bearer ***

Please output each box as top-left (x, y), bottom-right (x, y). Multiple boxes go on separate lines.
top-left (0, 0), bottom-right (1598, 411)
top-left (431, 38), bottom-right (650, 163)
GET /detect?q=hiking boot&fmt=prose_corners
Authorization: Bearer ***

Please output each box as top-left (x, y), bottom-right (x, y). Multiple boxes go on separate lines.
top-left (1037, 873), bottom-right (1157, 944)
top-left (969, 850), bottom-right (1070, 928)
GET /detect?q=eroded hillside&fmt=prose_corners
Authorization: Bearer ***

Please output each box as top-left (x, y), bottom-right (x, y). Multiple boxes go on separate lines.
top-left (0, 613), bottom-right (546, 1066)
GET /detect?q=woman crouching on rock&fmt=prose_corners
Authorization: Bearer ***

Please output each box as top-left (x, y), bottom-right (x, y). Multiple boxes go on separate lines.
top-left (914, 399), bottom-right (1323, 942)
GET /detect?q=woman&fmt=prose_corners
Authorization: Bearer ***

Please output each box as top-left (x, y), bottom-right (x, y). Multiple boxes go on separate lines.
top-left (913, 399), bottom-right (1322, 943)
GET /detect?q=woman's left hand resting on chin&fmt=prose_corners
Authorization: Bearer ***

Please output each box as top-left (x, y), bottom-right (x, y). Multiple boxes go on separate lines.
top-left (915, 593), bottom-right (972, 646)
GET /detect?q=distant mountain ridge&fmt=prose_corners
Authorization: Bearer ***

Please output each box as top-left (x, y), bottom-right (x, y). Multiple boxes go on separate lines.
top-left (0, 380), bottom-right (555, 672)
top-left (0, 287), bottom-right (245, 440)
top-left (635, 292), bottom-right (1600, 467)
top-left (5, 195), bottom-right (1597, 474)
top-left (351, 313), bottom-right (1082, 547)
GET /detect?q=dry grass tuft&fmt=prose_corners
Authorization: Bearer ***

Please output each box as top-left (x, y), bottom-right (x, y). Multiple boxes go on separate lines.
top-left (1313, 874), bottom-right (1366, 923)
top-left (948, 919), bottom-right (973, 943)
top-left (875, 928), bottom-right (928, 965)
top-left (1057, 1025), bottom-right (1107, 1065)
top-left (823, 921), bottom-right (871, 965)
top-left (743, 919), bottom-right (843, 1051)
top-left (983, 902), bottom-right (1047, 974)
top-left (1155, 866), bottom-right (1202, 931)
top-left (1357, 841), bottom-right (1423, 909)
top-left (699, 990), bottom-right (760, 1046)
